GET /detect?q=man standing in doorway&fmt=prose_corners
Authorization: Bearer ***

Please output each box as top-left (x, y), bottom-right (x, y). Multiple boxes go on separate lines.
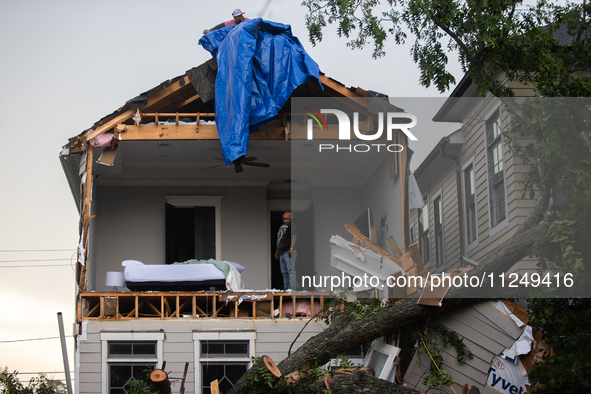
top-left (275, 211), bottom-right (297, 290)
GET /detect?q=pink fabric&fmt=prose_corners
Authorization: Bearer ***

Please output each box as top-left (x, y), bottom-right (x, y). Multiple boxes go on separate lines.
top-left (281, 300), bottom-right (321, 317)
top-left (88, 130), bottom-right (115, 148)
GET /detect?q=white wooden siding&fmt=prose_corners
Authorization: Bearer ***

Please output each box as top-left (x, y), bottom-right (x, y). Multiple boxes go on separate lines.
top-left (77, 319), bottom-right (326, 394)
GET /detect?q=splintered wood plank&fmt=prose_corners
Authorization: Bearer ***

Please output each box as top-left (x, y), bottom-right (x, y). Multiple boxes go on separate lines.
top-left (345, 224), bottom-right (402, 265)
top-left (408, 243), bottom-right (424, 272)
top-left (320, 75), bottom-right (360, 98)
top-left (388, 271), bottom-right (407, 300)
top-left (85, 109), bottom-right (137, 142)
top-left (385, 236), bottom-right (404, 259)
top-left (401, 250), bottom-right (416, 272)
top-left (417, 281), bottom-right (451, 307)
top-left (210, 380), bottom-right (219, 394)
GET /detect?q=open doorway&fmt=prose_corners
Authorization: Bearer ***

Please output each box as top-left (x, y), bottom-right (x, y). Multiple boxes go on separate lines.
top-left (270, 211), bottom-right (284, 290)
top-left (270, 205), bottom-right (315, 290)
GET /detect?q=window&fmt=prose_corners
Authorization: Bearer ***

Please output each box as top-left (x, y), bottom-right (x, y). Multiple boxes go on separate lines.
top-left (165, 196), bottom-right (222, 262)
top-left (486, 110), bottom-right (507, 230)
top-left (193, 331), bottom-right (256, 394)
top-left (418, 196), bottom-right (430, 264)
top-left (101, 332), bottom-right (164, 394)
top-left (463, 162), bottom-right (478, 248)
top-left (433, 195), bottom-right (444, 268)
top-left (362, 340), bottom-right (401, 381)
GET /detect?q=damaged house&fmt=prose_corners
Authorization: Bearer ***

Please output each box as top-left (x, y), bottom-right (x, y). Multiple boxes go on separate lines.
top-left (59, 17), bottom-right (549, 394)
top-left (59, 19), bottom-right (415, 394)
top-left (399, 76), bottom-right (544, 394)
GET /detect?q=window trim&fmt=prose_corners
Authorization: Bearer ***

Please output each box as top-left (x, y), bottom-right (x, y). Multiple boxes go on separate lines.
top-left (461, 155), bottom-right (479, 252)
top-left (432, 189), bottom-right (445, 270)
top-left (483, 105), bottom-right (509, 237)
top-left (100, 332), bottom-right (165, 394)
top-left (192, 330), bottom-right (256, 394)
top-left (166, 195), bottom-right (223, 260)
top-left (418, 194), bottom-right (431, 266)
top-left (362, 340), bottom-right (401, 381)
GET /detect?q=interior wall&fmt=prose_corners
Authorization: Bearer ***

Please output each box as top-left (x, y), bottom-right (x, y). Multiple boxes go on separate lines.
top-left (361, 155), bottom-right (402, 254)
top-left (308, 155), bottom-right (401, 289)
top-left (310, 185), bottom-right (364, 282)
top-left (92, 185), bottom-right (268, 291)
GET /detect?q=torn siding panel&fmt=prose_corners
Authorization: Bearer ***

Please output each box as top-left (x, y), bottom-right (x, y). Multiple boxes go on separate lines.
top-left (403, 301), bottom-right (527, 392)
top-left (437, 313), bottom-right (516, 355)
top-left (441, 307), bottom-right (521, 346)
top-left (469, 302), bottom-right (524, 339)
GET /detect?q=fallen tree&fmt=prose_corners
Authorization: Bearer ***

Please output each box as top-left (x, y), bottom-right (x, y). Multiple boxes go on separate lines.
top-left (226, 0), bottom-right (589, 390)
top-left (227, 191), bottom-right (550, 394)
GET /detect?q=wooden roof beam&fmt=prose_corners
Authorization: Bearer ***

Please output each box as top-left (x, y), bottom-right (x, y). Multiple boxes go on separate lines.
top-left (84, 76), bottom-right (193, 142)
top-left (320, 75), bottom-right (360, 98)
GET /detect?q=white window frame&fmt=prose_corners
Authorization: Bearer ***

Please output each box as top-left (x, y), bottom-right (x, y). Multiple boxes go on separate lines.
top-left (418, 194), bottom-right (431, 267)
top-left (100, 331), bottom-right (165, 394)
top-left (483, 104), bottom-right (509, 237)
top-left (409, 219), bottom-right (416, 246)
top-left (461, 155), bottom-right (479, 252)
top-left (432, 188), bottom-right (445, 271)
top-left (166, 195), bottom-right (223, 259)
top-left (193, 330), bottom-right (256, 394)
top-left (362, 340), bottom-right (401, 381)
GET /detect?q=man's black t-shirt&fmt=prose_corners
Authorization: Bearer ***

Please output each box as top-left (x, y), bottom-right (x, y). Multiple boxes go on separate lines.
top-left (276, 221), bottom-right (296, 255)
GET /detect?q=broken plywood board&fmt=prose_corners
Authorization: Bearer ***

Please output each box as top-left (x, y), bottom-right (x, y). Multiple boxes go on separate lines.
top-left (96, 147), bottom-right (118, 166)
top-left (345, 224), bottom-right (401, 265)
top-left (417, 266), bottom-right (473, 306)
top-left (385, 236), bottom-right (403, 259)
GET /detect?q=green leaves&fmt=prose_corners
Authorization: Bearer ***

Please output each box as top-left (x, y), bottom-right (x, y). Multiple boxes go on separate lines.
top-left (527, 298), bottom-right (591, 393)
top-left (0, 369), bottom-right (65, 394)
top-left (413, 324), bottom-right (472, 390)
top-left (303, 0), bottom-right (591, 96)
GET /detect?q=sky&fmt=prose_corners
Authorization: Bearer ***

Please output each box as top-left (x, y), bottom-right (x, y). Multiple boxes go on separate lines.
top-left (0, 0), bottom-right (462, 385)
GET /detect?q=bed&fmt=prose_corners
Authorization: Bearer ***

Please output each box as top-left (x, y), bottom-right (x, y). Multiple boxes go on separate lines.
top-left (122, 260), bottom-right (246, 291)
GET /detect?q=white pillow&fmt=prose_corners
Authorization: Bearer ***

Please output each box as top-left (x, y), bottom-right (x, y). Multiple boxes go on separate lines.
top-left (122, 260), bottom-right (144, 267)
top-left (226, 261), bottom-right (246, 273)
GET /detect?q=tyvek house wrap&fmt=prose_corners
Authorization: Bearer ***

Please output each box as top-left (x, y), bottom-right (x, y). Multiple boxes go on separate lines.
top-left (199, 18), bottom-right (323, 165)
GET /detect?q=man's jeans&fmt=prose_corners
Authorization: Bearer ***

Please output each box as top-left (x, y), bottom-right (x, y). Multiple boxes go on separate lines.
top-left (279, 250), bottom-right (296, 290)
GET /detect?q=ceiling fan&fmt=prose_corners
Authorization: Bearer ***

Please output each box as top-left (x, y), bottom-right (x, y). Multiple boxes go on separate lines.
top-left (208, 155), bottom-right (271, 173)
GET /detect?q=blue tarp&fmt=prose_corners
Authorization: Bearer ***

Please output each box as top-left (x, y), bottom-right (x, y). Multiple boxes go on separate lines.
top-left (199, 19), bottom-right (323, 165)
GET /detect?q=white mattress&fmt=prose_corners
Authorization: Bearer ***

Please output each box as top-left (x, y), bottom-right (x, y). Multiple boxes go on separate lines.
top-left (122, 260), bottom-right (245, 283)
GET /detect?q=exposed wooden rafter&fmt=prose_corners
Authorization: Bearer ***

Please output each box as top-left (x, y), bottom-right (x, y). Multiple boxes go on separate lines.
top-left (82, 76), bottom-right (194, 143)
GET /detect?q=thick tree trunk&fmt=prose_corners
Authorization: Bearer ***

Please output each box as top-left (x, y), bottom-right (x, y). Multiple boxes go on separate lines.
top-left (227, 196), bottom-right (549, 394)
top-left (331, 368), bottom-right (423, 393)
